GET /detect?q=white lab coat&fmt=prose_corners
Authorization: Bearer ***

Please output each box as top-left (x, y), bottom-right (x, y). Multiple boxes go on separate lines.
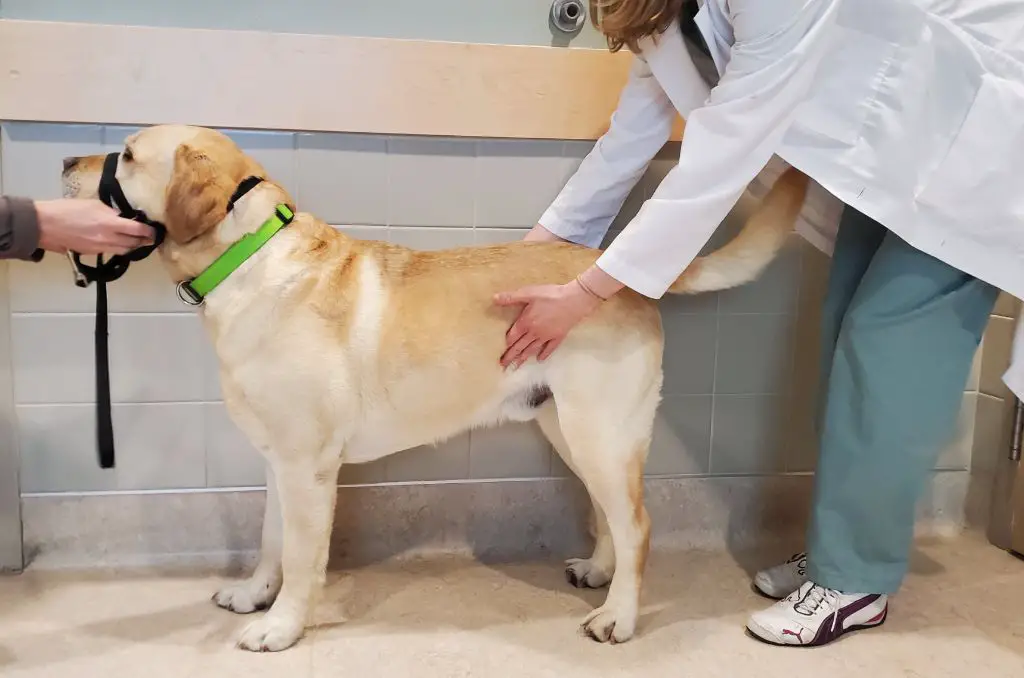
top-left (540, 0), bottom-right (1024, 400)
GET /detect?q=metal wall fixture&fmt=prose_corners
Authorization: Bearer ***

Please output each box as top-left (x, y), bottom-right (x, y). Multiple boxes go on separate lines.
top-left (550, 0), bottom-right (587, 35)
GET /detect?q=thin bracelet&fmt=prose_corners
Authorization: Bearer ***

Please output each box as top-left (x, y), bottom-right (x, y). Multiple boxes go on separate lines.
top-left (575, 274), bottom-right (608, 302)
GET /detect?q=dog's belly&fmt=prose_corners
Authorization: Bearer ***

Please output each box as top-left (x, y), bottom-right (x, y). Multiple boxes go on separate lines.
top-left (342, 368), bottom-right (552, 465)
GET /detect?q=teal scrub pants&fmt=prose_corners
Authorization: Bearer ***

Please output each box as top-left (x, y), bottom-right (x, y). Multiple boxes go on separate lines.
top-left (806, 206), bottom-right (998, 594)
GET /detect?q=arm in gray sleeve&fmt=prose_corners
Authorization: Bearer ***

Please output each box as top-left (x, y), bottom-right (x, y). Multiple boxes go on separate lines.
top-left (0, 196), bottom-right (45, 261)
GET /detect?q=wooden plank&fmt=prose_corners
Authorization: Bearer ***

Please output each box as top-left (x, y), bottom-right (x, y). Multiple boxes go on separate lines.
top-left (0, 20), bottom-right (683, 140)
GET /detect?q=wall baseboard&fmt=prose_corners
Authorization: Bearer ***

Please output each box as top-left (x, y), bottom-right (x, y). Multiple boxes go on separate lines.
top-left (21, 473), bottom-right (969, 571)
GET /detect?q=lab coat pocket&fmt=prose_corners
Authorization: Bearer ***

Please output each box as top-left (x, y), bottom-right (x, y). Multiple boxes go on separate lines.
top-left (793, 25), bottom-right (896, 146)
top-left (915, 74), bottom-right (1024, 224)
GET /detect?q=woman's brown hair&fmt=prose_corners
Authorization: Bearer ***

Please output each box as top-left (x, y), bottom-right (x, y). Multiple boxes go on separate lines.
top-left (589, 0), bottom-right (686, 53)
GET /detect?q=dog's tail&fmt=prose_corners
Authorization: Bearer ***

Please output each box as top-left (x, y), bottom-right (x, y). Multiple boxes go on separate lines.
top-left (666, 166), bottom-right (809, 295)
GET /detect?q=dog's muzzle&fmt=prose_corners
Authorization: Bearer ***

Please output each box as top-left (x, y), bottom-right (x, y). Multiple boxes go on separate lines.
top-left (67, 152), bottom-right (168, 287)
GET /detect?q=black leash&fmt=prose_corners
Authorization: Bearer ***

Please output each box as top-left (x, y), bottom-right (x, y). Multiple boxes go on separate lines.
top-left (68, 153), bottom-right (266, 469)
top-left (70, 152), bottom-right (167, 469)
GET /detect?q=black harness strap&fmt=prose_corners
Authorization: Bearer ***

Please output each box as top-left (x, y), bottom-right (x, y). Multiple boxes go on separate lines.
top-left (70, 155), bottom-right (264, 469)
top-left (228, 176), bottom-right (264, 211)
top-left (73, 153), bottom-right (167, 469)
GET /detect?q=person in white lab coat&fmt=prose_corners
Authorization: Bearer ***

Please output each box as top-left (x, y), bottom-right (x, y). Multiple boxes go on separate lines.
top-left (495, 0), bottom-right (1024, 646)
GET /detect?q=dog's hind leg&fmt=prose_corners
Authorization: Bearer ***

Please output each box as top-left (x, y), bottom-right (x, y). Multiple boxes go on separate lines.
top-left (214, 463), bottom-right (284, 614)
top-left (236, 454), bottom-right (342, 652)
top-left (537, 403), bottom-right (614, 590)
top-left (543, 397), bottom-right (654, 644)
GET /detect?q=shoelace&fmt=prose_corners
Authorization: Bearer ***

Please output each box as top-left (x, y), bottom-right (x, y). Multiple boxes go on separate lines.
top-left (793, 584), bottom-right (839, 618)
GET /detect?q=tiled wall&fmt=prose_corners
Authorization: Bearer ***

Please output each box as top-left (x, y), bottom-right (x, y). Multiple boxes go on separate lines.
top-left (0, 122), bottom-right (979, 495)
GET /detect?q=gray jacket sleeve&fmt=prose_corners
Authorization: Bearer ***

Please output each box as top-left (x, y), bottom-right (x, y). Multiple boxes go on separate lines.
top-left (0, 196), bottom-right (45, 261)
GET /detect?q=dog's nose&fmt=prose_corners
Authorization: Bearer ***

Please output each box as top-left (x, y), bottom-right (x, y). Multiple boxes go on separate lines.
top-left (62, 156), bottom-right (80, 173)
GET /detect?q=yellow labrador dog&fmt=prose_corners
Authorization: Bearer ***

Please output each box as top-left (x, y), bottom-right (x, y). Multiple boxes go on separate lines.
top-left (62, 125), bottom-right (808, 651)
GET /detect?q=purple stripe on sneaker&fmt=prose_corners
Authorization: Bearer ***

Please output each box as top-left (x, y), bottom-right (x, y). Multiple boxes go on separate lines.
top-left (809, 594), bottom-right (883, 646)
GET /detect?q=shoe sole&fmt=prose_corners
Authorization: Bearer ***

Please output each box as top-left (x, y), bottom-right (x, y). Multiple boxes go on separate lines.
top-left (745, 607), bottom-right (887, 648)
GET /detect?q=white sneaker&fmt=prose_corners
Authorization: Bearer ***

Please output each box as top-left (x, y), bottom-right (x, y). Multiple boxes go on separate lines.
top-left (747, 581), bottom-right (888, 647)
top-left (753, 552), bottom-right (808, 599)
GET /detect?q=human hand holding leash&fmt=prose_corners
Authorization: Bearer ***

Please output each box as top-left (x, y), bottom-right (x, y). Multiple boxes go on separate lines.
top-left (35, 199), bottom-right (155, 255)
top-left (494, 265), bottom-right (624, 368)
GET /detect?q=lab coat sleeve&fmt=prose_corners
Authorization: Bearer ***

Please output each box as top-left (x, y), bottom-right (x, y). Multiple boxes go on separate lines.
top-left (597, 0), bottom-right (840, 298)
top-left (538, 55), bottom-right (684, 248)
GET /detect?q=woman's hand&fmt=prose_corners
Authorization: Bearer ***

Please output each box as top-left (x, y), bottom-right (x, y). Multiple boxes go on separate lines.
top-left (35, 199), bottom-right (155, 255)
top-left (494, 266), bottom-right (625, 368)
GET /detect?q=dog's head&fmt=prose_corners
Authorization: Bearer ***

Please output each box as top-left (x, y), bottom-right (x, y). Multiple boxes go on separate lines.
top-left (62, 124), bottom-right (277, 277)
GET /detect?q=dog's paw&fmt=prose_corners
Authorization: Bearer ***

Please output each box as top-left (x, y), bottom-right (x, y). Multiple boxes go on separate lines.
top-left (564, 558), bottom-right (613, 589)
top-left (236, 613), bottom-right (305, 652)
top-left (214, 577), bottom-right (279, 614)
top-left (580, 603), bottom-right (637, 644)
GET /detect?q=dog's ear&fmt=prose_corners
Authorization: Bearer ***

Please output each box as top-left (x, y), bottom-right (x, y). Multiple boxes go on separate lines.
top-left (164, 143), bottom-right (232, 244)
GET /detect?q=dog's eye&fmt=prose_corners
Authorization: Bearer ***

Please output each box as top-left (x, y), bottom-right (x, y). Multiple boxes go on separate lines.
top-left (122, 148), bottom-right (134, 162)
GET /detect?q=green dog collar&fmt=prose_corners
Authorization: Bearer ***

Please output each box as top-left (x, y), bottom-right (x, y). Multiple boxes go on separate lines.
top-left (176, 203), bottom-right (295, 306)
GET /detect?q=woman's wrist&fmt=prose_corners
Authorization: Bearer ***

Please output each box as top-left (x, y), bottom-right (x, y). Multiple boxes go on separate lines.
top-left (577, 265), bottom-right (625, 300)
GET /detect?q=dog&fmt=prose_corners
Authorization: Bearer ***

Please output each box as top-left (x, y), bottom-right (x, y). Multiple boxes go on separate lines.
top-left (61, 125), bottom-right (808, 651)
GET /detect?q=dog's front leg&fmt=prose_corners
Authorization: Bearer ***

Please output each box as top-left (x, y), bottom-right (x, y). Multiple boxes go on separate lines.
top-left (215, 463), bottom-right (283, 613)
top-left (237, 456), bottom-right (341, 652)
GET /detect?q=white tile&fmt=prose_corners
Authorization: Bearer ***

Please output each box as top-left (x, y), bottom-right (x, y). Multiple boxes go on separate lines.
top-left (11, 313), bottom-right (207, 404)
top-left (385, 433), bottom-right (471, 482)
top-left (222, 130), bottom-right (298, 198)
top-left (204, 402), bottom-right (265, 488)
top-left (474, 140), bottom-right (568, 228)
top-left (107, 314), bottom-right (207, 403)
top-left (102, 125), bottom-right (144, 152)
top-left (111, 403), bottom-right (205, 490)
top-left (388, 227), bottom-right (475, 251)
top-left (106, 258), bottom-right (188, 313)
top-left (715, 314), bottom-right (797, 395)
top-left (17, 404), bottom-right (116, 493)
top-left (335, 225), bottom-right (387, 242)
top-left (474, 228), bottom-right (523, 245)
top-left (16, 403), bottom-right (205, 492)
top-left (661, 312), bottom-right (717, 395)
top-left (200, 329), bottom-right (222, 401)
top-left (711, 395), bottom-right (789, 474)
top-left (8, 255), bottom-right (96, 313)
top-left (1, 123), bottom-right (103, 199)
top-left (9, 253), bottom-right (184, 313)
top-left (647, 396), bottom-right (713, 475)
top-left (11, 314), bottom-right (95, 404)
top-left (297, 133), bottom-right (388, 225)
top-left (387, 137), bottom-right (475, 227)
top-left (469, 423), bottom-right (552, 479)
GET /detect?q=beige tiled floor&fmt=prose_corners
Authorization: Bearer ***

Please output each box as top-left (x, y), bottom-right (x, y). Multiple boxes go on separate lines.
top-left (1, 535), bottom-right (1022, 677)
